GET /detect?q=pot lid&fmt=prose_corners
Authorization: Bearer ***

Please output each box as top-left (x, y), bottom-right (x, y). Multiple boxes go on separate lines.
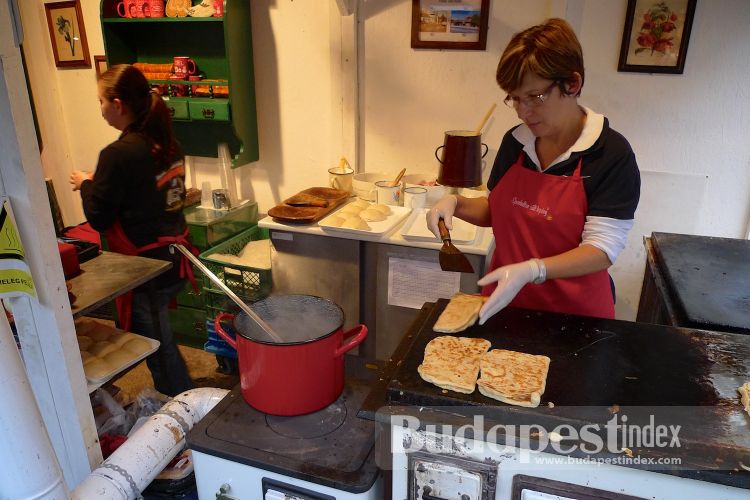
top-left (235, 294), bottom-right (343, 344)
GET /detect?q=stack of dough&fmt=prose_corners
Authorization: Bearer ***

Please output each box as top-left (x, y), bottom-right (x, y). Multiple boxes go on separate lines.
top-left (323, 200), bottom-right (393, 229)
top-left (74, 318), bottom-right (156, 381)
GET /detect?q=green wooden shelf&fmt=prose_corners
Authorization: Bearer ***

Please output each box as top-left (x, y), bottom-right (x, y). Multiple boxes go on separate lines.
top-left (102, 17), bottom-right (223, 23)
top-left (100, 0), bottom-right (259, 165)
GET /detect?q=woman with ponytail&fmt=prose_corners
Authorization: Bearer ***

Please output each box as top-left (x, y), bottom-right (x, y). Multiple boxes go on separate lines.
top-left (71, 64), bottom-right (193, 396)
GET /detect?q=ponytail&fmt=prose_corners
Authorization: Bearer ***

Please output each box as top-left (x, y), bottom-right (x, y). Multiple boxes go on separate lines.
top-left (98, 64), bottom-right (178, 168)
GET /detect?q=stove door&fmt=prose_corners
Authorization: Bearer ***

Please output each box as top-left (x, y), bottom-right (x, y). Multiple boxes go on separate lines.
top-left (408, 451), bottom-right (497, 500)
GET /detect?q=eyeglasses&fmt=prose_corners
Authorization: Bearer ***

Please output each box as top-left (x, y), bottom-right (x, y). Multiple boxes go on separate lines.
top-left (503, 82), bottom-right (559, 109)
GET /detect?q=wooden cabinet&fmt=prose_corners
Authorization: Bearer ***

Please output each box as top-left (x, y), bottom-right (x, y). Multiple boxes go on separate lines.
top-left (99, 0), bottom-right (259, 165)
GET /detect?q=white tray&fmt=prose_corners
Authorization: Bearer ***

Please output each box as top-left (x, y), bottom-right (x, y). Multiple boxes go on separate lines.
top-left (319, 204), bottom-right (412, 236)
top-left (77, 319), bottom-right (160, 390)
top-left (400, 208), bottom-right (478, 244)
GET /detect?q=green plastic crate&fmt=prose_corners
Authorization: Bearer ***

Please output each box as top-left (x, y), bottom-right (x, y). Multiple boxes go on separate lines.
top-left (198, 226), bottom-right (272, 306)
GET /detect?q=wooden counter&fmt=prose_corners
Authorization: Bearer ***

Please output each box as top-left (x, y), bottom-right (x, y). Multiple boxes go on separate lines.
top-left (68, 251), bottom-right (172, 318)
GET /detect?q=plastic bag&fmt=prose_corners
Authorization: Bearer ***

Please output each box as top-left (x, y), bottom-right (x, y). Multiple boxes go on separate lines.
top-left (91, 388), bottom-right (135, 436)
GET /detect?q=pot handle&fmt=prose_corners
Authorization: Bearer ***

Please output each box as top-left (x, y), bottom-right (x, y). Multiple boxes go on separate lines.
top-left (481, 143), bottom-right (489, 158)
top-left (214, 312), bottom-right (237, 351)
top-left (334, 325), bottom-right (368, 357)
top-left (434, 145), bottom-right (445, 164)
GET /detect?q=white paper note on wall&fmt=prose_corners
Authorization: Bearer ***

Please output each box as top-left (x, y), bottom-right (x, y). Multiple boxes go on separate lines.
top-left (387, 257), bottom-right (460, 309)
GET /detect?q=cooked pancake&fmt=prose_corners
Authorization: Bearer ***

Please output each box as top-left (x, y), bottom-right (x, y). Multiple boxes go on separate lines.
top-left (477, 349), bottom-right (550, 408)
top-left (417, 336), bottom-right (491, 393)
top-left (739, 382), bottom-right (750, 416)
top-left (433, 293), bottom-right (488, 333)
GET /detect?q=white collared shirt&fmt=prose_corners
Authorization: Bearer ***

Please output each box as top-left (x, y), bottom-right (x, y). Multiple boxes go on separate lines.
top-left (511, 106), bottom-right (605, 172)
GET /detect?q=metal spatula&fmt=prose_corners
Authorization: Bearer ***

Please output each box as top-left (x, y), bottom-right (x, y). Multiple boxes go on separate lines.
top-left (437, 218), bottom-right (475, 273)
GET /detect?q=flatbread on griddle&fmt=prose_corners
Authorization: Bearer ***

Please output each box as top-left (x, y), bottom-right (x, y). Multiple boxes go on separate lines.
top-left (417, 336), bottom-right (491, 394)
top-left (477, 349), bottom-right (550, 408)
top-left (433, 293), bottom-right (488, 334)
top-left (738, 382), bottom-right (750, 417)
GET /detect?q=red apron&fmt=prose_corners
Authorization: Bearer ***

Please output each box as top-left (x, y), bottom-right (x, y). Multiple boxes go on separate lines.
top-left (106, 221), bottom-right (198, 331)
top-left (483, 152), bottom-right (614, 319)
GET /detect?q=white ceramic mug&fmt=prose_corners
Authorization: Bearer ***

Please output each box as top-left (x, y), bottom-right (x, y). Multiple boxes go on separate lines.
top-left (352, 172), bottom-right (383, 202)
top-left (403, 186), bottom-right (428, 209)
top-left (375, 180), bottom-right (402, 206)
top-left (328, 166), bottom-right (354, 194)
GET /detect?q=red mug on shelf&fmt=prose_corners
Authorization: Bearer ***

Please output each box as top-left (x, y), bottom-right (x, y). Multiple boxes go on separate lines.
top-left (116, 0), bottom-right (136, 17)
top-left (133, 0), bottom-right (147, 18)
top-left (149, 0), bottom-right (165, 17)
top-left (173, 56), bottom-right (198, 78)
top-left (213, 0), bottom-right (224, 17)
top-left (169, 75), bottom-right (188, 97)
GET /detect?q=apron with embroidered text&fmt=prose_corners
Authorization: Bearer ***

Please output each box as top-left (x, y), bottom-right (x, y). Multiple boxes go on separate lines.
top-left (483, 152), bottom-right (614, 318)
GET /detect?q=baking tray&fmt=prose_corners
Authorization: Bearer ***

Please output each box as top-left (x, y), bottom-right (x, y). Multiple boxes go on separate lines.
top-left (267, 187), bottom-right (350, 224)
top-left (318, 204), bottom-right (412, 236)
top-left (400, 208), bottom-right (477, 243)
top-left (77, 318), bottom-right (160, 387)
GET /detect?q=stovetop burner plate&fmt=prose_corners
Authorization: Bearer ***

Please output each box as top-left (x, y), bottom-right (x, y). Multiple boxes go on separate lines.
top-left (266, 399), bottom-right (347, 439)
top-left (188, 373), bottom-right (380, 493)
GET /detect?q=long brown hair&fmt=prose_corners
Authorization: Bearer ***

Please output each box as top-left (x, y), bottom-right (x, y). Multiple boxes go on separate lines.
top-left (98, 64), bottom-right (177, 167)
top-left (496, 18), bottom-right (584, 97)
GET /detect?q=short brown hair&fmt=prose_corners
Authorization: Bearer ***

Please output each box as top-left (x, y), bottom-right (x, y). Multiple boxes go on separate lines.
top-left (496, 18), bottom-right (584, 96)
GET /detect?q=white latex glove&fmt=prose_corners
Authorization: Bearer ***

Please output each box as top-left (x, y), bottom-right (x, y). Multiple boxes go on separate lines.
top-left (426, 194), bottom-right (458, 238)
top-left (476, 259), bottom-right (542, 325)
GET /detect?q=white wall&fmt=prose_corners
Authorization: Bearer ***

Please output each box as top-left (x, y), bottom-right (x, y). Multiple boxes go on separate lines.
top-left (18, 0), bottom-right (750, 320)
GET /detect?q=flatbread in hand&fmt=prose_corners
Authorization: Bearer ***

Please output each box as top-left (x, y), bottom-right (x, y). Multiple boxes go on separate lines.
top-left (433, 293), bottom-right (488, 334)
top-left (417, 336), bottom-right (491, 394)
top-left (477, 349), bottom-right (551, 408)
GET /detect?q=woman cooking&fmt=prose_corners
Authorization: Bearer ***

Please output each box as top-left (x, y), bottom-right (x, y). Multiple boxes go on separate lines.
top-left (70, 64), bottom-right (193, 396)
top-left (427, 18), bottom-right (640, 324)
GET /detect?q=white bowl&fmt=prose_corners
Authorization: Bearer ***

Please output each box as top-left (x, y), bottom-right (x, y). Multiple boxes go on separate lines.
top-left (402, 173), bottom-right (445, 207)
top-left (352, 172), bottom-right (385, 202)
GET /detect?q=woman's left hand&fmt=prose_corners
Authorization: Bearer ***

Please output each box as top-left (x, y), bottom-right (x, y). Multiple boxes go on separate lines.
top-left (476, 260), bottom-right (540, 324)
top-left (69, 170), bottom-right (93, 191)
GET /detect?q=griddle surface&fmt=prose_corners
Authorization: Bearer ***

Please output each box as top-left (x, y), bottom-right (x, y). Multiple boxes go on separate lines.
top-left (652, 232), bottom-right (750, 333)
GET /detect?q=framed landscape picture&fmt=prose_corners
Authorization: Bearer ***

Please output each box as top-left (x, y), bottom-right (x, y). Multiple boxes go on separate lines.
top-left (618, 0), bottom-right (697, 74)
top-left (411, 0), bottom-right (490, 50)
top-left (45, 1), bottom-right (91, 69)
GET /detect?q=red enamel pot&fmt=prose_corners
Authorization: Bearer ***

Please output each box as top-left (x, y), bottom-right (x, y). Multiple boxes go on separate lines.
top-left (214, 294), bottom-right (368, 416)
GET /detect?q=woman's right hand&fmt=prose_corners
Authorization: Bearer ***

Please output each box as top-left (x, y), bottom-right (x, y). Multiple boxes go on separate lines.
top-left (426, 194), bottom-right (458, 238)
top-left (69, 170), bottom-right (93, 191)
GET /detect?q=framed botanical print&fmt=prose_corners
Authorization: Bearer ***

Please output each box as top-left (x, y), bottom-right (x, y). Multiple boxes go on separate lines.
top-left (45, 1), bottom-right (91, 69)
top-left (618, 0), bottom-right (697, 74)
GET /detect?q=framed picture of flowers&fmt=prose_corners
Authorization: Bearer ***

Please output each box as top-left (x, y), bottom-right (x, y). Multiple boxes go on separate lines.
top-left (44, 0), bottom-right (91, 69)
top-left (618, 0), bottom-right (696, 74)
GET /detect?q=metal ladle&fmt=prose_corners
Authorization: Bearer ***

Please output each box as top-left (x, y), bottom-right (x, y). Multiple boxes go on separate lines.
top-left (170, 244), bottom-right (283, 343)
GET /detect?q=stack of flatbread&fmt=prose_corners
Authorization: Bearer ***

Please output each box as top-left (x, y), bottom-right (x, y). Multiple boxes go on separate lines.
top-left (433, 293), bottom-right (488, 333)
top-left (417, 334), bottom-right (551, 408)
top-left (477, 349), bottom-right (551, 408)
top-left (417, 336), bottom-right (491, 393)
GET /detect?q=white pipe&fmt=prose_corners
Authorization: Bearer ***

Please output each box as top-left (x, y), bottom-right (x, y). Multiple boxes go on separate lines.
top-left (0, 310), bottom-right (68, 499)
top-left (71, 387), bottom-right (229, 500)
